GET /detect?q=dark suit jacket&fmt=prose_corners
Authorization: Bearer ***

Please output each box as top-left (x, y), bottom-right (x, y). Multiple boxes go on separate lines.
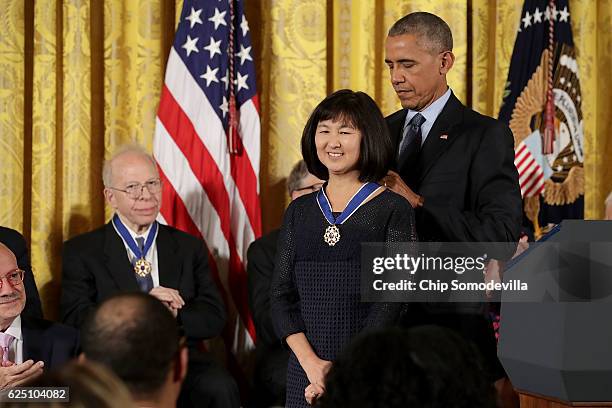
top-left (247, 229), bottom-right (287, 405)
top-left (21, 316), bottom-right (80, 369)
top-left (386, 92), bottom-right (522, 381)
top-left (0, 227), bottom-right (43, 319)
top-left (386, 92), bottom-right (522, 247)
top-left (60, 222), bottom-right (226, 340)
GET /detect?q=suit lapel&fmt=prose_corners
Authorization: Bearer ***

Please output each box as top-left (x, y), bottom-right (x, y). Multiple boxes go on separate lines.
top-left (21, 317), bottom-right (50, 365)
top-left (156, 225), bottom-right (181, 289)
top-left (386, 109), bottom-right (408, 171)
top-left (416, 93), bottom-right (464, 184)
top-left (104, 222), bottom-right (140, 291)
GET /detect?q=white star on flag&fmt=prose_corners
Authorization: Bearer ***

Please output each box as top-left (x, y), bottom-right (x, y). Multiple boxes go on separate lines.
top-left (240, 15), bottom-right (250, 36)
top-left (559, 6), bottom-right (570, 22)
top-left (533, 8), bottom-right (542, 23)
top-left (522, 11), bottom-right (532, 28)
top-left (219, 96), bottom-right (229, 117)
top-left (545, 6), bottom-right (551, 20)
top-left (236, 45), bottom-right (253, 65)
top-left (200, 65), bottom-right (219, 86)
top-left (220, 70), bottom-right (229, 90)
top-left (185, 7), bottom-right (203, 28)
top-left (208, 7), bottom-right (227, 30)
top-left (182, 35), bottom-right (199, 56)
top-left (203, 37), bottom-right (222, 58)
top-left (234, 72), bottom-right (249, 92)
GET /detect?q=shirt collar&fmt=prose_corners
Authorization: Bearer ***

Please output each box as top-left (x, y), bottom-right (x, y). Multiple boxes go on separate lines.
top-left (4, 315), bottom-right (22, 341)
top-left (112, 214), bottom-right (153, 240)
top-left (404, 87), bottom-right (452, 130)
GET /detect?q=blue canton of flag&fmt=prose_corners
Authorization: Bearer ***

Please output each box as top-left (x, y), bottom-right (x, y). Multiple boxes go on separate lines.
top-left (175, 0), bottom-right (257, 127)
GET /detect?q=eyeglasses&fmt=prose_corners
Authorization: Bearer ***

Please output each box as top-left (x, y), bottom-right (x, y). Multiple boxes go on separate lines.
top-left (294, 182), bottom-right (324, 194)
top-left (108, 179), bottom-right (162, 199)
top-left (0, 269), bottom-right (24, 289)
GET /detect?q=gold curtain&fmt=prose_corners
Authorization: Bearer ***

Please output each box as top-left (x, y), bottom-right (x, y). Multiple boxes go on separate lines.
top-left (1, 0), bottom-right (611, 316)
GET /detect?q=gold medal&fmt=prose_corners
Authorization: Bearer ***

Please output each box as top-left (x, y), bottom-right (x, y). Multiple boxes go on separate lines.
top-left (324, 225), bottom-right (341, 246)
top-left (134, 258), bottom-right (152, 277)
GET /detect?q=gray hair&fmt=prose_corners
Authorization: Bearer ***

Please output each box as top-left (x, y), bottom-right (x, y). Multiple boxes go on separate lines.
top-left (388, 12), bottom-right (453, 54)
top-left (286, 160), bottom-right (311, 195)
top-left (102, 144), bottom-right (157, 188)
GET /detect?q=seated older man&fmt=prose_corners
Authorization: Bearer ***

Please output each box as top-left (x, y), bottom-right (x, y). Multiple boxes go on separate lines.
top-left (60, 144), bottom-right (238, 408)
top-left (0, 243), bottom-right (79, 390)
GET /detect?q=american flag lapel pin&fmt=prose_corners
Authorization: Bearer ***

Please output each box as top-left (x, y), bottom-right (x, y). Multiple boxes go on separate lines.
top-left (440, 134), bottom-right (448, 140)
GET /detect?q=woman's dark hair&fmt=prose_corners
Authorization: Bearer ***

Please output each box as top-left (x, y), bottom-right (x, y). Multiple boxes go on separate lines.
top-left (301, 89), bottom-right (393, 182)
top-left (318, 326), bottom-right (498, 408)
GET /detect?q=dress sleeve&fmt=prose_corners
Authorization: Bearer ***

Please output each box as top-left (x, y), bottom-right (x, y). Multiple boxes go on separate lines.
top-left (270, 201), bottom-right (306, 342)
top-left (363, 197), bottom-right (417, 329)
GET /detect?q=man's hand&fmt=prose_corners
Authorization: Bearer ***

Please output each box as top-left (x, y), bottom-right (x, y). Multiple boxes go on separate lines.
top-left (149, 286), bottom-right (185, 315)
top-left (382, 171), bottom-right (422, 208)
top-left (0, 349), bottom-right (44, 390)
top-left (305, 382), bottom-right (325, 405)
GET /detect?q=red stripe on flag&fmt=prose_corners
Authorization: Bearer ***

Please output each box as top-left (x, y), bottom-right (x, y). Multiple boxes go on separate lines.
top-left (524, 172), bottom-right (545, 197)
top-left (231, 148), bottom-right (262, 237)
top-left (157, 87), bottom-right (256, 341)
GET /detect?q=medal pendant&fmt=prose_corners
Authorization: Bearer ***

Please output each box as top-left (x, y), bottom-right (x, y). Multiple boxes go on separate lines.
top-left (134, 258), bottom-right (152, 277)
top-left (324, 225), bottom-right (341, 246)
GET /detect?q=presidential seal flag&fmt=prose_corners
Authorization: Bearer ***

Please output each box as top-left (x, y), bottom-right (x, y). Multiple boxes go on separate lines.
top-left (153, 0), bottom-right (261, 368)
top-left (499, 0), bottom-right (583, 237)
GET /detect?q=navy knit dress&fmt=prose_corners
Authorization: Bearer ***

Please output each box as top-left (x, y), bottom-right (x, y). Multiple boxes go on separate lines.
top-left (270, 189), bottom-right (417, 408)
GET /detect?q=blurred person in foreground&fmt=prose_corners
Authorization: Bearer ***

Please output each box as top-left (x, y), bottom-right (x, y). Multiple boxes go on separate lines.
top-left (81, 292), bottom-right (187, 408)
top-left (2, 360), bottom-right (135, 408)
top-left (271, 89), bottom-right (417, 407)
top-left (319, 326), bottom-right (497, 408)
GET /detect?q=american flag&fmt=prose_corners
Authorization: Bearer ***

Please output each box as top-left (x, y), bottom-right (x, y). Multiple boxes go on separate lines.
top-left (153, 0), bottom-right (261, 355)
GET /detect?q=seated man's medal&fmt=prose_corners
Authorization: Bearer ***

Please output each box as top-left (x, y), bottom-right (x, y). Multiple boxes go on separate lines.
top-left (112, 214), bottom-right (158, 277)
top-left (317, 182), bottom-right (382, 246)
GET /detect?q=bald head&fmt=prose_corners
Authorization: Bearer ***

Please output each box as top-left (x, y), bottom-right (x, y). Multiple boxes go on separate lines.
top-left (102, 145), bottom-right (158, 188)
top-left (0, 242), bottom-right (26, 329)
top-left (82, 293), bottom-right (180, 399)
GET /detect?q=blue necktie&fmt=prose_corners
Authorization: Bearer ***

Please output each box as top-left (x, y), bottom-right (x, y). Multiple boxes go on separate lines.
top-left (134, 237), bottom-right (154, 292)
top-left (397, 113), bottom-right (426, 169)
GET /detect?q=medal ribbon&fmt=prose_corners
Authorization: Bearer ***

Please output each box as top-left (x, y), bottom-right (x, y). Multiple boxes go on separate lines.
top-left (317, 182), bottom-right (382, 226)
top-left (112, 214), bottom-right (158, 260)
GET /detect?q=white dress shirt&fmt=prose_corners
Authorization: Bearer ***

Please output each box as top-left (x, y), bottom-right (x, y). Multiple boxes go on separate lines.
top-left (402, 87), bottom-right (452, 146)
top-left (112, 218), bottom-right (160, 288)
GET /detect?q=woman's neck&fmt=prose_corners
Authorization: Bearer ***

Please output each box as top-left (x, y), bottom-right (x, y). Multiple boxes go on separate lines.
top-left (326, 172), bottom-right (363, 212)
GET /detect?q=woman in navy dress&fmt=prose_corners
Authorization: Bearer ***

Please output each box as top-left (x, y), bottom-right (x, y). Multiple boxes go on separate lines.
top-left (270, 89), bottom-right (417, 407)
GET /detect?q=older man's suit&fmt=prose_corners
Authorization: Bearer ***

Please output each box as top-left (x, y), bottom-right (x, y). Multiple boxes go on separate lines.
top-left (386, 92), bottom-right (522, 380)
top-left (61, 221), bottom-right (239, 408)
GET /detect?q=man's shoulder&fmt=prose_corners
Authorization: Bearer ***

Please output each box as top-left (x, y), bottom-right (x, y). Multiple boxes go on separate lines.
top-left (21, 316), bottom-right (79, 341)
top-left (459, 103), bottom-right (510, 135)
top-left (158, 223), bottom-right (205, 250)
top-left (63, 224), bottom-right (108, 252)
top-left (247, 229), bottom-right (280, 259)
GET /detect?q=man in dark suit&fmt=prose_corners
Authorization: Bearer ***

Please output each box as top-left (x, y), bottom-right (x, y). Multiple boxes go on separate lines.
top-left (0, 243), bottom-right (79, 390)
top-left (60, 145), bottom-right (238, 408)
top-left (247, 160), bottom-right (323, 407)
top-left (382, 11), bottom-right (522, 404)
top-left (0, 227), bottom-right (43, 319)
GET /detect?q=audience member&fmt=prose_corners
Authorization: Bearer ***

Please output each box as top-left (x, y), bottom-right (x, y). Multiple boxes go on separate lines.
top-left (0, 227), bottom-right (43, 318)
top-left (247, 160), bottom-right (323, 407)
top-left (0, 243), bottom-right (79, 390)
top-left (605, 192), bottom-right (612, 220)
top-left (81, 292), bottom-right (187, 408)
top-left (60, 144), bottom-right (238, 407)
top-left (319, 326), bottom-right (497, 408)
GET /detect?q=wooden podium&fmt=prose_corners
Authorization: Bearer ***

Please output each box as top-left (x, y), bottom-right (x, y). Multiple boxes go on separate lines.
top-left (518, 390), bottom-right (612, 407)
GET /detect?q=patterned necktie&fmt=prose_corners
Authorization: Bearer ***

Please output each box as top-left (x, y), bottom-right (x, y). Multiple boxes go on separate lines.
top-left (397, 113), bottom-right (426, 169)
top-left (0, 332), bottom-right (15, 363)
top-left (134, 237), bottom-right (154, 293)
